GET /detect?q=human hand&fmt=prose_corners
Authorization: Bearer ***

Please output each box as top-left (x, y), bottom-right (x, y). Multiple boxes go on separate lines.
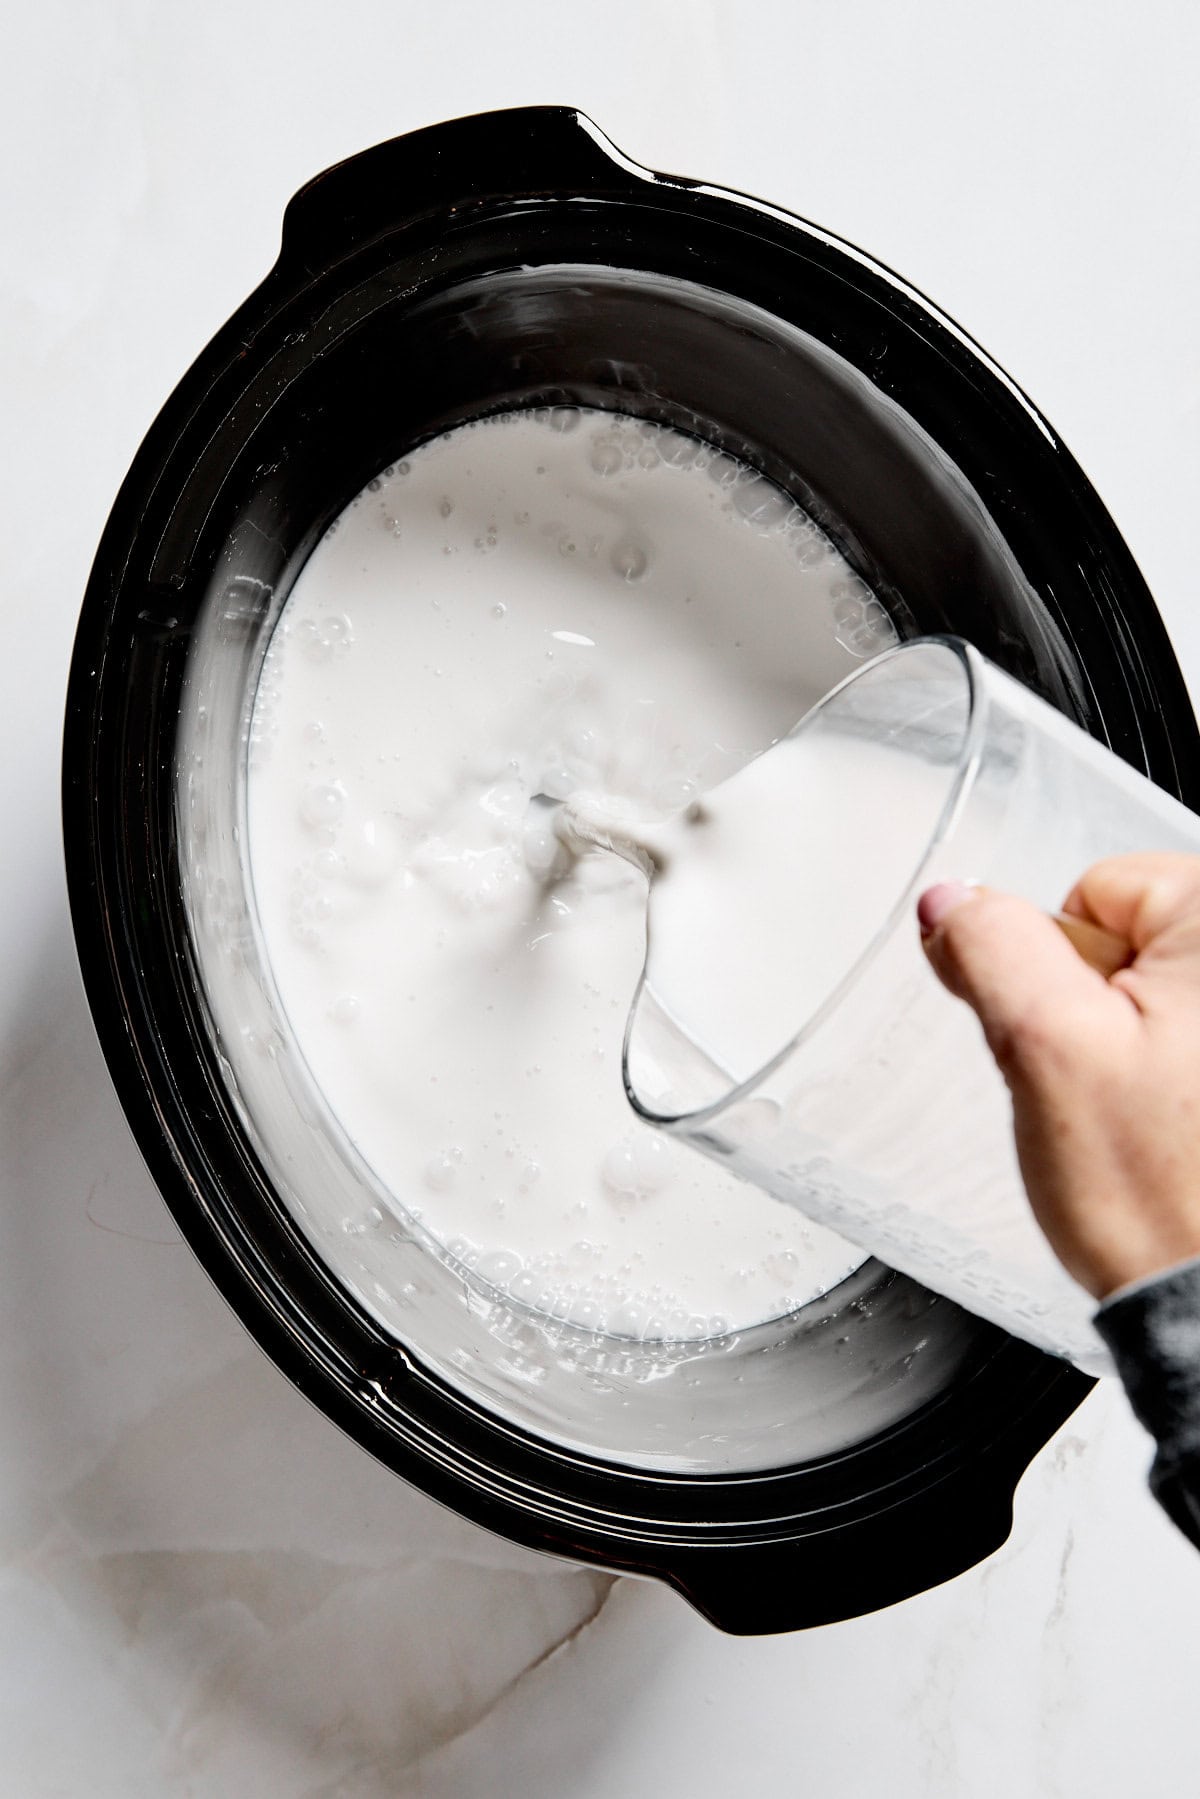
top-left (917, 854), bottom-right (1200, 1300)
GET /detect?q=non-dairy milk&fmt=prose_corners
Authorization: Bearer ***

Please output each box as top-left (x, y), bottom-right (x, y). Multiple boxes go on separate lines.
top-left (570, 718), bottom-right (964, 1103)
top-left (246, 408), bottom-right (898, 1337)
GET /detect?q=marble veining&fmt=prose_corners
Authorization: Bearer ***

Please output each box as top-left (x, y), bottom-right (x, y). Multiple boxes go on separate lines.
top-left (5, 2), bottom-right (1200, 1791)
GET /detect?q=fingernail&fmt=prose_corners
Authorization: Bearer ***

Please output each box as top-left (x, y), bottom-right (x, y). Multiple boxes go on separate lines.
top-left (917, 880), bottom-right (977, 937)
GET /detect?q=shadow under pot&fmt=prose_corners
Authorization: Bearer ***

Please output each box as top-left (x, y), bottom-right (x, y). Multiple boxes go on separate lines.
top-left (62, 105), bottom-right (1200, 1635)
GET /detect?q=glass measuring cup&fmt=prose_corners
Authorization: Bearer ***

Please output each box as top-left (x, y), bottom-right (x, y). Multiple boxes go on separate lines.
top-left (623, 636), bottom-right (1200, 1373)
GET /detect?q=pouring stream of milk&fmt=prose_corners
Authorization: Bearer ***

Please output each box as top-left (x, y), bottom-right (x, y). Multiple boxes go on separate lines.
top-left (557, 712), bottom-right (957, 1108)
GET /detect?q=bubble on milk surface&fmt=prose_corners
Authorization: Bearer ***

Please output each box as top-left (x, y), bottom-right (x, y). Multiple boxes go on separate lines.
top-left (424, 1146), bottom-right (466, 1194)
top-left (589, 434), bottom-right (625, 478)
top-left (831, 578), bottom-right (898, 657)
top-left (731, 471), bottom-right (793, 532)
top-left (601, 1134), bottom-right (674, 1209)
top-left (609, 536), bottom-right (649, 582)
top-left (298, 781), bottom-right (345, 833)
top-left (298, 613), bottom-right (353, 663)
top-left (475, 1248), bottom-right (525, 1289)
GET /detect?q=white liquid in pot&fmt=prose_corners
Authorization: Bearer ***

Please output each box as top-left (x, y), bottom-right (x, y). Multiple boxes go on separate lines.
top-left (247, 408), bottom-right (897, 1336)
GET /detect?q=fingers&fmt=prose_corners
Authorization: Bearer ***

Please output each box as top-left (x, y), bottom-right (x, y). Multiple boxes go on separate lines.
top-left (918, 883), bottom-right (1129, 1080)
top-left (918, 861), bottom-right (1200, 1303)
top-left (1062, 853), bottom-right (1200, 950)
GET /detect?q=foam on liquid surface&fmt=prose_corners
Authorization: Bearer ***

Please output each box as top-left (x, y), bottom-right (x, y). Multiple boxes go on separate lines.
top-left (247, 408), bottom-right (897, 1337)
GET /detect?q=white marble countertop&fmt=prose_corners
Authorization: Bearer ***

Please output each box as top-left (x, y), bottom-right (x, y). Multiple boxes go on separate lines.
top-left (3, 2), bottom-right (1200, 1792)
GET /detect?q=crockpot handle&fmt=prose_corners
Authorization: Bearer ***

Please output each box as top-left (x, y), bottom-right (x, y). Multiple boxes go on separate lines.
top-left (277, 106), bottom-right (663, 274)
top-left (650, 1394), bottom-right (1085, 1635)
top-left (657, 1499), bottom-right (1012, 1636)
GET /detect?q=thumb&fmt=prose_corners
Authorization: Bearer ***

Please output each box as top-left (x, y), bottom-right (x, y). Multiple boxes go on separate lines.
top-left (917, 881), bottom-right (1120, 1080)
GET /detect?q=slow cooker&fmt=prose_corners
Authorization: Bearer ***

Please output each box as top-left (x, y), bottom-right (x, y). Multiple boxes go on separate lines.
top-left (63, 105), bottom-right (1200, 1634)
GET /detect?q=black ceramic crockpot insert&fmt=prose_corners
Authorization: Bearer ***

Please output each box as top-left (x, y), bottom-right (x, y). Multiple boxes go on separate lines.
top-left (62, 106), bottom-right (1200, 1634)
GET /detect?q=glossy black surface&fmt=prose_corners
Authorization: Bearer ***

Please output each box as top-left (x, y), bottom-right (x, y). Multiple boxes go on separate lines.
top-left (63, 106), bottom-right (1200, 1633)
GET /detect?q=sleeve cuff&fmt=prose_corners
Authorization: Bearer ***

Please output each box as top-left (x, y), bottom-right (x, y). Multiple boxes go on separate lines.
top-left (1100, 1251), bottom-right (1200, 1308)
top-left (1095, 1256), bottom-right (1200, 1483)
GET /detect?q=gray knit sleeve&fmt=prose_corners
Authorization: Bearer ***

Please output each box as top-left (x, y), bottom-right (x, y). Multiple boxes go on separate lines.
top-left (1094, 1256), bottom-right (1200, 1550)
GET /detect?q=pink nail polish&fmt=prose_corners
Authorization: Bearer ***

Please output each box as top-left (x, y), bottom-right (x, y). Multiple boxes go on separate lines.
top-left (917, 881), bottom-right (976, 936)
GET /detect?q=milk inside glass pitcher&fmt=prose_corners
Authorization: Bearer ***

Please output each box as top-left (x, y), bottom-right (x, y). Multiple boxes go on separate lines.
top-left (561, 636), bottom-right (1200, 1375)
